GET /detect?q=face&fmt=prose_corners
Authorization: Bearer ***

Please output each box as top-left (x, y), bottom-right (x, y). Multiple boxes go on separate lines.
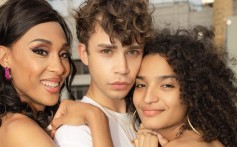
top-left (7, 22), bottom-right (70, 111)
top-left (80, 23), bottom-right (143, 107)
top-left (133, 54), bottom-right (187, 132)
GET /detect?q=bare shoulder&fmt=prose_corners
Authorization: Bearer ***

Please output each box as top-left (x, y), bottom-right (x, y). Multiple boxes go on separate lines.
top-left (0, 113), bottom-right (56, 147)
top-left (163, 130), bottom-right (224, 147)
top-left (164, 137), bottom-right (224, 147)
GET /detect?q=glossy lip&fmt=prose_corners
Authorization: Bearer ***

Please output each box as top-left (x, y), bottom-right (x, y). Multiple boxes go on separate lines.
top-left (110, 81), bottom-right (130, 90)
top-left (41, 77), bottom-right (63, 93)
top-left (141, 108), bottom-right (164, 117)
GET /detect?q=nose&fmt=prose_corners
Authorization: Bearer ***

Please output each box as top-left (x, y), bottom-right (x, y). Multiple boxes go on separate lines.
top-left (114, 54), bottom-right (130, 75)
top-left (143, 85), bottom-right (159, 104)
top-left (48, 55), bottom-right (66, 75)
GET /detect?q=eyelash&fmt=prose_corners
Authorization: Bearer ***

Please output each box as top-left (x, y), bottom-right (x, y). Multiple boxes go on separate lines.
top-left (128, 50), bottom-right (140, 56)
top-left (135, 83), bottom-right (175, 89)
top-left (135, 83), bottom-right (146, 88)
top-left (100, 49), bottom-right (141, 54)
top-left (101, 49), bottom-right (112, 54)
top-left (32, 48), bottom-right (48, 56)
top-left (60, 52), bottom-right (71, 58)
top-left (32, 48), bottom-right (70, 59)
top-left (162, 84), bottom-right (175, 88)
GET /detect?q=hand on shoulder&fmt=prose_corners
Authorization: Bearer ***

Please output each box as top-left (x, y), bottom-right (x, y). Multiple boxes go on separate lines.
top-left (50, 99), bottom-right (108, 138)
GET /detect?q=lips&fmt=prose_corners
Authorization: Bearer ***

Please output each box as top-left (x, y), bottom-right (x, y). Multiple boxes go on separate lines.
top-left (110, 81), bottom-right (130, 90)
top-left (141, 109), bottom-right (164, 117)
top-left (41, 81), bottom-right (59, 88)
top-left (41, 78), bottom-right (62, 93)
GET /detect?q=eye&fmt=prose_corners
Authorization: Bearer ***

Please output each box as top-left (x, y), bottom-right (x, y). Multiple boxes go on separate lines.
top-left (128, 50), bottom-right (139, 56)
top-left (135, 83), bottom-right (146, 88)
top-left (161, 84), bottom-right (175, 88)
top-left (32, 48), bottom-right (48, 56)
top-left (60, 52), bottom-right (71, 59)
top-left (101, 49), bottom-right (112, 54)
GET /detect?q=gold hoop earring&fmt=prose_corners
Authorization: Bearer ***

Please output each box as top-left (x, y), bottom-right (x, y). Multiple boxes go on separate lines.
top-left (187, 116), bottom-right (201, 136)
top-left (130, 110), bottom-right (139, 132)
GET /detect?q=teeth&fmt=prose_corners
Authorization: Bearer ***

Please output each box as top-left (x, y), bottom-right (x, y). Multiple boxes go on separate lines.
top-left (41, 81), bottom-right (59, 88)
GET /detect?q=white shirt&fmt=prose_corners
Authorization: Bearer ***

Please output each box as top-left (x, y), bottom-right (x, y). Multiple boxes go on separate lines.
top-left (54, 96), bottom-right (136, 147)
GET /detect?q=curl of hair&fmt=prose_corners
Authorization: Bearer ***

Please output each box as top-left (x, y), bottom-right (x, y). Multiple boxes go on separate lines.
top-left (75, 0), bottom-right (154, 47)
top-left (0, 0), bottom-right (76, 130)
top-left (139, 26), bottom-right (237, 146)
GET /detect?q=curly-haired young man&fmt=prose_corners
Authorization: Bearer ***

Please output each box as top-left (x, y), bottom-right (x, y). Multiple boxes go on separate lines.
top-left (54, 0), bottom-right (154, 146)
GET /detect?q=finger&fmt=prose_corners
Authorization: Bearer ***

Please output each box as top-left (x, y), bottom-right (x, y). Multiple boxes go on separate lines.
top-left (143, 133), bottom-right (158, 147)
top-left (133, 138), bottom-right (138, 147)
top-left (138, 129), bottom-right (158, 136)
top-left (53, 104), bottom-right (67, 119)
top-left (50, 129), bottom-right (56, 139)
top-left (47, 124), bottom-right (52, 131)
top-left (137, 133), bottom-right (145, 147)
top-left (50, 117), bottom-right (64, 130)
top-left (139, 123), bottom-right (144, 129)
top-left (157, 133), bottom-right (169, 146)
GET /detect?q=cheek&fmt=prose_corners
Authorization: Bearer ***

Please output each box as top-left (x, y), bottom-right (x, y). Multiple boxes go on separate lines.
top-left (133, 90), bottom-right (142, 107)
top-left (64, 61), bottom-right (71, 77)
top-left (89, 56), bottom-right (110, 71)
top-left (12, 60), bottom-right (40, 79)
top-left (167, 99), bottom-right (187, 117)
top-left (129, 59), bottom-right (142, 74)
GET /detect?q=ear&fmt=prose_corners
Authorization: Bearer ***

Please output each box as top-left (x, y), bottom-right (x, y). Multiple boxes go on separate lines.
top-left (0, 45), bottom-right (10, 68)
top-left (78, 43), bottom-right (88, 65)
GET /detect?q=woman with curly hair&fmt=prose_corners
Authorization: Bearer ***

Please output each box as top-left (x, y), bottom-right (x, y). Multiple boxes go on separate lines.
top-left (132, 26), bottom-right (237, 147)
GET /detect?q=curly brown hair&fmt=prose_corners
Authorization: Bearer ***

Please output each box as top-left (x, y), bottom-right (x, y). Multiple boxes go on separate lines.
top-left (137, 26), bottom-right (237, 147)
top-left (74, 0), bottom-right (154, 48)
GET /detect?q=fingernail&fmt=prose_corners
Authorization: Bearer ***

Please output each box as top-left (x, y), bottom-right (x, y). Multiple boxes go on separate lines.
top-left (47, 124), bottom-right (52, 130)
top-left (157, 133), bottom-right (164, 139)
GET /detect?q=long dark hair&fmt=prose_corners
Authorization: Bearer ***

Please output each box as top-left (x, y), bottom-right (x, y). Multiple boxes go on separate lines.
top-left (0, 0), bottom-right (76, 130)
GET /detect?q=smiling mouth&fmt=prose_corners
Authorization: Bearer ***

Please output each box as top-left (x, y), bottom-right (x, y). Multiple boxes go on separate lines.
top-left (41, 81), bottom-right (60, 88)
top-left (142, 110), bottom-right (164, 117)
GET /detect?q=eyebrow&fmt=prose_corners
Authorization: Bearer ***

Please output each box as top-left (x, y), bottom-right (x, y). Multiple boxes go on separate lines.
top-left (98, 43), bottom-right (117, 49)
top-left (136, 75), bottom-right (177, 80)
top-left (28, 39), bottom-right (52, 45)
top-left (97, 43), bottom-right (143, 50)
top-left (129, 45), bottom-right (143, 50)
top-left (28, 39), bottom-right (70, 49)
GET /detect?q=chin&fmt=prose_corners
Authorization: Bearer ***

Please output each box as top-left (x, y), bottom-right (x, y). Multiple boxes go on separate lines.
top-left (142, 121), bottom-right (159, 130)
top-left (44, 97), bottom-right (59, 106)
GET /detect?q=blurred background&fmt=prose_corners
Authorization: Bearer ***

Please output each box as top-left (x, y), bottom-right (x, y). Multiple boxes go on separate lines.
top-left (1, 0), bottom-right (236, 99)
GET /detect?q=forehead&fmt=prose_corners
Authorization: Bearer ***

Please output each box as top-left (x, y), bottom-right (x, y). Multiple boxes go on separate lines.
top-left (88, 22), bottom-right (142, 47)
top-left (12, 22), bottom-right (66, 47)
top-left (139, 54), bottom-right (174, 76)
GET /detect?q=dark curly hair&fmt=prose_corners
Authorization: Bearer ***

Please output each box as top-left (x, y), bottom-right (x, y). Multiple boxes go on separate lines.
top-left (130, 26), bottom-right (237, 147)
top-left (75, 0), bottom-right (154, 48)
top-left (0, 0), bottom-right (76, 130)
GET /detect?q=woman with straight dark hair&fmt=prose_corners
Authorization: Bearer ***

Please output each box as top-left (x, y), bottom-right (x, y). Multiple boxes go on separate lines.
top-left (0, 0), bottom-right (76, 146)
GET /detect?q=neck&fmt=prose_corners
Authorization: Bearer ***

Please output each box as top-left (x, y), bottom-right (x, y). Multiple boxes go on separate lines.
top-left (156, 122), bottom-right (184, 141)
top-left (20, 97), bottom-right (45, 113)
top-left (86, 86), bottom-right (127, 113)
